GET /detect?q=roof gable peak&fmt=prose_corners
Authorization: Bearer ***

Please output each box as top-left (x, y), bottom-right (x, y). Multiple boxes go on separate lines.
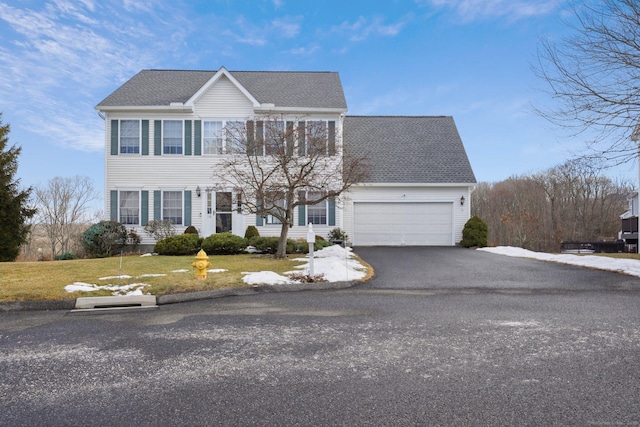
top-left (186, 66), bottom-right (260, 108)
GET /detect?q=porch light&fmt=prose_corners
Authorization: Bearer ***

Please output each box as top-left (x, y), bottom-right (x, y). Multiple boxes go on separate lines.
top-left (196, 186), bottom-right (201, 197)
top-left (460, 195), bottom-right (465, 206)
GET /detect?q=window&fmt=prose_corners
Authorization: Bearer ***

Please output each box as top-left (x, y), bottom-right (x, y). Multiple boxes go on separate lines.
top-left (163, 120), bottom-right (182, 154)
top-left (306, 121), bottom-right (327, 155)
top-left (306, 191), bottom-right (327, 225)
top-left (120, 120), bottom-right (140, 154)
top-left (163, 191), bottom-right (183, 225)
top-left (265, 197), bottom-right (285, 225)
top-left (119, 191), bottom-right (139, 225)
top-left (203, 121), bottom-right (223, 154)
top-left (225, 121), bottom-right (246, 154)
top-left (264, 121), bottom-right (284, 155)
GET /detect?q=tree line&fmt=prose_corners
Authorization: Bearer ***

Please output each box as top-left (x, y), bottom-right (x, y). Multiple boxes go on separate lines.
top-left (471, 159), bottom-right (633, 252)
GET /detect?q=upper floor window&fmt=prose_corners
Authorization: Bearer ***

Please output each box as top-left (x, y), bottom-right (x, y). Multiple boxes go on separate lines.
top-left (265, 196), bottom-right (285, 225)
top-left (163, 120), bottom-right (183, 155)
top-left (203, 121), bottom-right (223, 154)
top-left (163, 191), bottom-right (183, 225)
top-left (119, 190), bottom-right (139, 225)
top-left (120, 120), bottom-right (140, 154)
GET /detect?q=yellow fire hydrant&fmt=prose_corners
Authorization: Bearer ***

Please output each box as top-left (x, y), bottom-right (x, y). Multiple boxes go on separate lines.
top-left (192, 249), bottom-right (211, 279)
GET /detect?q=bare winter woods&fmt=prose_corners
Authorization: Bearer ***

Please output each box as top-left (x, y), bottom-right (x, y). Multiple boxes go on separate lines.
top-left (471, 160), bottom-right (634, 252)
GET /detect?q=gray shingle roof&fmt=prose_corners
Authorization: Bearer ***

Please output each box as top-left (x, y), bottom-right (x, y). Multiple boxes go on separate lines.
top-left (344, 116), bottom-right (476, 184)
top-left (96, 69), bottom-right (347, 110)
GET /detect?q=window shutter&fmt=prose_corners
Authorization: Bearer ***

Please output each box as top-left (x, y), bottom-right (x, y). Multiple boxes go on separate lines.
top-left (110, 120), bottom-right (119, 155)
top-left (256, 121), bottom-right (264, 156)
top-left (298, 191), bottom-right (306, 226)
top-left (255, 197), bottom-right (263, 226)
top-left (110, 190), bottom-right (118, 221)
top-left (246, 121), bottom-right (255, 155)
top-left (141, 120), bottom-right (149, 156)
top-left (194, 120), bottom-right (201, 156)
top-left (328, 121), bottom-right (336, 156)
top-left (328, 196), bottom-right (336, 226)
top-left (141, 191), bottom-right (149, 226)
top-left (184, 120), bottom-right (192, 156)
top-left (154, 190), bottom-right (161, 220)
top-left (286, 121), bottom-right (294, 156)
top-left (184, 190), bottom-right (192, 226)
top-left (297, 121), bottom-right (306, 156)
top-left (154, 121), bottom-right (162, 156)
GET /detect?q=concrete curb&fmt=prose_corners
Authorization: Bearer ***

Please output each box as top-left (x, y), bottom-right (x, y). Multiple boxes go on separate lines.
top-left (0, 281), bottom-right (358, 312)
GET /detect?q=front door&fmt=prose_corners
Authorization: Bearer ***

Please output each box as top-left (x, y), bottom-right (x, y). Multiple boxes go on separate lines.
top-left (202, 190), bottom-right (233, 236)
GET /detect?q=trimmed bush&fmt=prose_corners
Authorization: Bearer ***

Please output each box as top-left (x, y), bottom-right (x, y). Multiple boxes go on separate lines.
top-left (460, 215), bottom-right (488, 248)
top-left (83, 221), bottom-right (129, 257)
top-left (154, 234), bottom-right (202, 255)
top-left (327, 227), bottom-right (348, 243)
top-left (250, 236), bottom-right (295, 254)
top-left (55, 252), bottom-right (77, 261)
top-left (244, 225), bottom-right (260, 240)
top-left (201, 232), bottom-right (247, 255)
top-left (184, 225), bottom-right (199, 236)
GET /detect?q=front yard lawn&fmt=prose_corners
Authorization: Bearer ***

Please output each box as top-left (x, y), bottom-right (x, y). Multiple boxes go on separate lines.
top-left (0, 254), bottom-right (306, 303)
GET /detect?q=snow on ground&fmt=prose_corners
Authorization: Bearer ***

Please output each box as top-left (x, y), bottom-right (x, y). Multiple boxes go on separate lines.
top-left (241, 245), bottom-right (367, 285)
top-left (479, 246), bottom-right (640, 278)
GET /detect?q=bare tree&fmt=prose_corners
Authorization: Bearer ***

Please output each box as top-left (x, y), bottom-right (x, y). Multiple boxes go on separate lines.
top-left (534, 0), bottom-right (640, 165)
top-left (213, 117), bottom-right (368, 258)
top-left (34, 175), bottom-right (100, 258)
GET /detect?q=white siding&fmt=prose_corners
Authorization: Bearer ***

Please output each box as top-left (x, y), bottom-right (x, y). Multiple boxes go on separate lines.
top-left (193, 75), bottom-right (254, 117)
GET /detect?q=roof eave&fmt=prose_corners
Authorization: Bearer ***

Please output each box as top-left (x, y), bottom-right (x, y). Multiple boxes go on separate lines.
top-left (352, 182), bottom-right (477, 187)
top-left (95, 105), bottom-right (194, 113)
top-left (254, 106), bottom-right (348, 114)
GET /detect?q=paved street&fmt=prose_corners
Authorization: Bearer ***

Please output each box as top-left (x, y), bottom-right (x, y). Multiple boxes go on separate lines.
top-left (1, 247), bottom-right (640, 426)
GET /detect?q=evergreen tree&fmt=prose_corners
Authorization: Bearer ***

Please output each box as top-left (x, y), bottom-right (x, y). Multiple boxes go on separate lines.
top-left (0, 113), bottom-right (36, 261)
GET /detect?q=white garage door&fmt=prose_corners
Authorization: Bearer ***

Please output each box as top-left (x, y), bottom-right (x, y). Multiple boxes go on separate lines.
top-left (353, 202), bottom-right (453, 246)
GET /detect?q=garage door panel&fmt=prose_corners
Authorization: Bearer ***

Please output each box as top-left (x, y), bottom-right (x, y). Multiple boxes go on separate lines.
top-left (354, 202), bottom-right (453, 246)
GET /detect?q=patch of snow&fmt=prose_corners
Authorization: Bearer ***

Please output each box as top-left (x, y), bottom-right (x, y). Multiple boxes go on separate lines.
top-left (138, 274), bottom-right (167, 278)
top-left (64, 282), bottom-right (149, 296)
top-left (172, 269), bottom-right (189, 273)
top-left (207, 268), bottom-right (228, 273)
top-left (242, 271), bottom-right (294, 285)
top-left (291, 245), bottom-right (367, 282)
top-left (98, 275), bottom-right (132, 281)
top-left (64, 282), bottom-right (100, 292)
top-left (479, 246), bottom-right (640, 278)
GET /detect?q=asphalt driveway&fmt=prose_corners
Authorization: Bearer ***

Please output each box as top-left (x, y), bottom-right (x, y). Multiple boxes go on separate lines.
top-left (354, 246), bottom-right (640, 292)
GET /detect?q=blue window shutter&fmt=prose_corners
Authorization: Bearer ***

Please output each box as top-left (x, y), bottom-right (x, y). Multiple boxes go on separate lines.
top-left (141, 120), bottom-right (149, 156)
top-left (141, 191), bottom-right (149, 226)
top-left (298, 191), bottom-right (306, 226)
top-left (255, 197), bottom-right (263, 226)
top-left (328, 121), bottom-right (336, 156)
top-left (110, 190), bottom-right (118, 221)
top-left (154, 190), bottom-right (161, 220)
top-left (110, 120), bottom-right (119, 155)
top-left (286, 121), bottom-right (294, 155)
top-left (328, 197), bottom-right (336, 226)
top-left (154, 121), bottom-right (162, 156)
top-left (194, 120), bottom-right (201, 156)
top-left (184, 191), bottom-right (192, 226)
top-left (184, 120), bottom-right (192, 156)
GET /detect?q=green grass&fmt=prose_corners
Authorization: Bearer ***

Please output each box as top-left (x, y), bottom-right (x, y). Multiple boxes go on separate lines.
top-left (0, 254), bottom-right (309, 303)
top-left (584, 252), bottom-right (640, 260)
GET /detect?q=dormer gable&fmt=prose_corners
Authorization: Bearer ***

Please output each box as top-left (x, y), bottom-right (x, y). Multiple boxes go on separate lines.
top-left (186, 66), bottom-right (261, 109)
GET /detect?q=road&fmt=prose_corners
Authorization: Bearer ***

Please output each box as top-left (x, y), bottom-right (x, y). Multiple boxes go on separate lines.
top-left (1, 247), bottom-right (640, 426)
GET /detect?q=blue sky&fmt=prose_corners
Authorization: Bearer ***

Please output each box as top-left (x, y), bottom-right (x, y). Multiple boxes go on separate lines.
top-left (1, 0), bottom-right (632, 211)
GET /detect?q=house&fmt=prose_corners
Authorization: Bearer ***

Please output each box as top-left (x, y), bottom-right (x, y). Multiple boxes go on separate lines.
top-left (95, 66), bottom-right (476, 247)
top-left (620, 193), bottom-right (638, 252)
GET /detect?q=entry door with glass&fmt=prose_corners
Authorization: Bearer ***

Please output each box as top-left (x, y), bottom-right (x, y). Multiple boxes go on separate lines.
top-left (202, 190), bottom-right (233, 236)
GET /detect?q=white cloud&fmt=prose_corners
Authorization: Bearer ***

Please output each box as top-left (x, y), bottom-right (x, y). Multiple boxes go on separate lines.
top-left (423, 0), bottom-right (563, 22)
top-left (332, 15), bottom-right (410, 43)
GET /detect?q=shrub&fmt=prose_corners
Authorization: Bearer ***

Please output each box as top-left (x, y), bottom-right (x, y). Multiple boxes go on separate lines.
top-left (250, 236), bottom-right (295, 254)
top-left (83, 221), bottom-right (129, 257)
top-left (184, 225), bottom-right (199, 236)
top-left (143, 219), bottom-right (176, 240)
top-left (244, 225), bottom-right (260, 240)
top-left (327, 227), bottom-right (348, 243)
top-left (55, 252), bottom-right (77, 261)
top-left (154, 234), bottom-right (202, 256)
top-left (201, 233), bottom-right (247, 255)
top-left (460, 215), bottom-right (488, 248)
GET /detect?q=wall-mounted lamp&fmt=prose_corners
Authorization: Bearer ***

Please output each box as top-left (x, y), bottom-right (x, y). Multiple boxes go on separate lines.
top-left (460, 195), bottom-right (465, 206)
top-left (196, 186), bottom-right (201, 198)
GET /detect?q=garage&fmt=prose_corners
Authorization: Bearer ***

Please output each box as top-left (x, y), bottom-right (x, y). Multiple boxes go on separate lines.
top-left (353, 201), bottom-right (454, 246)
